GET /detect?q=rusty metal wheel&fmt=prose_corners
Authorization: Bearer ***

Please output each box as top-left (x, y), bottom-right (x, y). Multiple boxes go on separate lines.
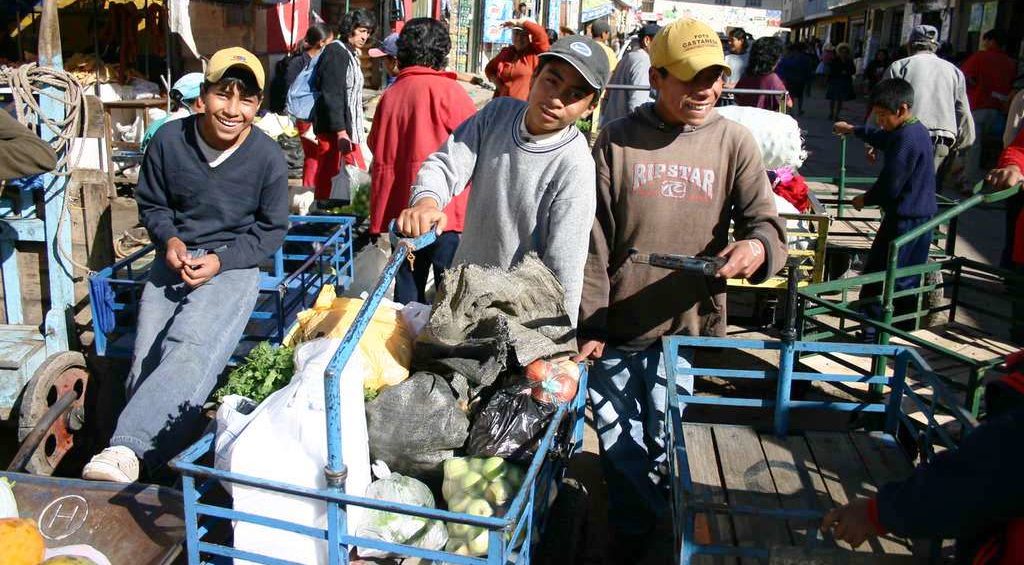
top-left (16, 351), bottom-right (89, 475)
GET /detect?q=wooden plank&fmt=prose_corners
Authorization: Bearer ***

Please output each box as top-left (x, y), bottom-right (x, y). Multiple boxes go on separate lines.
top-left (849, 433), bottom-right (917, 556)
top-left (683, 424), bottom-right (737, 565)
top-left (760, 435), bottom-right (832, 547)
top-left (714, 425), bottom-right (791, 564)
top-left (69, 169), bottom-right (113, 321)
top-left (769, 546), bottom-right (924, 564)
top-left (805, 432), bottom-right (902, 555)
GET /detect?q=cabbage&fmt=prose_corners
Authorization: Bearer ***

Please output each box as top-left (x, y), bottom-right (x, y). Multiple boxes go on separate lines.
top-left (0, 478), bottom-right (17, 519)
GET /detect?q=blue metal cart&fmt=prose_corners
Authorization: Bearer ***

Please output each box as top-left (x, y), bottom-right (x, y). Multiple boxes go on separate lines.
top-left (87, 215), bottom-right (356, 362)
top-left (169, 228), bottom-right (590, 564)
top-left (662, 267), bottom-right (978, 563)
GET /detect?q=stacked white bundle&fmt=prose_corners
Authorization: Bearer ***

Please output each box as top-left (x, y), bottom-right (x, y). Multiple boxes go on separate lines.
top-left (716, 105), bottom-right (808, 170)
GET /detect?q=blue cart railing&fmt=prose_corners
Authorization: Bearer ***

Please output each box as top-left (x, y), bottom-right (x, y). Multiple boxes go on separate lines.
top-left (88, 215), bottom-right (356, 361)
top-left (169, 227), bottom-right (590, 564)
top-left (662, 267), bottom-right (977, 563)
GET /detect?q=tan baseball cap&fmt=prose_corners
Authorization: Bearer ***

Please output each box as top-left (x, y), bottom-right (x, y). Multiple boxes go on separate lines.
top-left (650, 18), bottom-right (730, 82)
top-left (205, 47), bottom-right (265, 90)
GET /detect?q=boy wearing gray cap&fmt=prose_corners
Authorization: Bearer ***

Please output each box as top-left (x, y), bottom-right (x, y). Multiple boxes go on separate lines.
top-left (397, 36), bottom-right (611, 324)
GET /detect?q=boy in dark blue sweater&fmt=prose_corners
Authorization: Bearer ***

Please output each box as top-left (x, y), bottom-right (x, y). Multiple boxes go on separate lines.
top-left (83, 48), bottom-right (289, 483)
top-left (833, 78), bottom-right (937, 340)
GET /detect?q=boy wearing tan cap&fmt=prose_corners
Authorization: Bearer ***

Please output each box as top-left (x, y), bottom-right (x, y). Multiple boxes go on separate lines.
top-left (83, 48), bottom-right (289, 483)
top-left (575, 18), bottom-right (787, 556)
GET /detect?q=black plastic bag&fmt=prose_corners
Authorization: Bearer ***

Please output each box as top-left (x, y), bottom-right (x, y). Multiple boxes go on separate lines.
top-left (466, 385), bottom-right (557, 464)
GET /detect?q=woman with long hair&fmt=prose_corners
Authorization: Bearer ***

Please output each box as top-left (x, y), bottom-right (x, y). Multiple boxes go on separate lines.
top-left (735, 36), bottom-right (792, 112)
top-left (311, 9), bottom-right (375, 202)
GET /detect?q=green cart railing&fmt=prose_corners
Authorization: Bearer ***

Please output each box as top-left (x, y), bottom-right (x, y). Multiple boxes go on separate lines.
top-left (798, 184), bottom-right (1023, 415)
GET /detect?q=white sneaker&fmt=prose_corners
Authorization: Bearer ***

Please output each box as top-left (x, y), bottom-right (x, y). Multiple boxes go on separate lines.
top-left (82, 446), bottom-right (140, 483)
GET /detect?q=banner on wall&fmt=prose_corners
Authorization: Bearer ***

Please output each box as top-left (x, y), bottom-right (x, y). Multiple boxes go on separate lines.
top-left (482, 0), bottom-right (513, 44)
top-left (650, 1), bottom-right (784, 37)
top-left (267, 0), bottom-right (310, 53)
top-left (581, 0), bottom-right (614, 24)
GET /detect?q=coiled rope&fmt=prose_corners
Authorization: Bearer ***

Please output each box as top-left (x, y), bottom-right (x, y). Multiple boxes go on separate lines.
top-left (1, 62), bottom-right (91, 273)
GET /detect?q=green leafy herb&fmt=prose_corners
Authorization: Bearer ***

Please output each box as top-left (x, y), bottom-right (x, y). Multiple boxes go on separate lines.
top-left (214, 342), bottom-right (295, 404)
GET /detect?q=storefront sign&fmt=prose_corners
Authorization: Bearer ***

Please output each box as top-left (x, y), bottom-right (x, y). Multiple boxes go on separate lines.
top-left (968, 3), bottom-right (984, 32)
top-left (581, 0), bottom-right (615, 24)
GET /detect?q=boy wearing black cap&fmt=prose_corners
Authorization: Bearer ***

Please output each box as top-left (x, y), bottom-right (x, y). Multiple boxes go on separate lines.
top-left (576, 18), bottom-right (786, 556)
top-left (83, 48), bottom-right (289, 482)
top-left (397, 36), bottom-right (610, 324)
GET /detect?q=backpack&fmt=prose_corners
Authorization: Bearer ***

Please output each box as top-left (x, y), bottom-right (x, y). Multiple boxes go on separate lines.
top-left (286, 51), bottom-right (322, 121)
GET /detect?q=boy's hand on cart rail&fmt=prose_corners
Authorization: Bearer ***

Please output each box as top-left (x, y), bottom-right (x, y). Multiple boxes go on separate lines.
top-left (851, 194), bottom-right (866, 211)
top-left (715, 239), bottom-right (764, 280)
top-left (832, 121), bottom-right (855, 136)
top-left (572, 340), bottom-right (605, 363)
top-left (398, 198), bottom-right (448, 236)
top-left (821, 498), bottom-right (880, 548)
top-left (182, 254), bottom-right (221, 288)
top-left (165, 237), bottom-right (189, 272)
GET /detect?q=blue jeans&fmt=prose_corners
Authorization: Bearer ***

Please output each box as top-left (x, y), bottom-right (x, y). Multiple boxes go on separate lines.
top-left (588, 345), bottom-right (694, 536)
top-left (394, 231), bottom-right (459, 304)
top-left (110, 258), bottom-right (259, 471)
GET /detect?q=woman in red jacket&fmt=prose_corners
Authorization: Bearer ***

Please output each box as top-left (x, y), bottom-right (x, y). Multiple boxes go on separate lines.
top-left (366, 18), bottom-right (476, 304)
top-left (484, 18), bottom-right (550, 100)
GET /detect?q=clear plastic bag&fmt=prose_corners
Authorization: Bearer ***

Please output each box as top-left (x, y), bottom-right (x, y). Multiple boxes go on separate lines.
top-left (356, 461), bottom-right (448, 558)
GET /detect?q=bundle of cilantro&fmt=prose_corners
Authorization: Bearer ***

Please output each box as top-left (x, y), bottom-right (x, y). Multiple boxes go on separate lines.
top-left (214, 342), bottom-right (295, 404)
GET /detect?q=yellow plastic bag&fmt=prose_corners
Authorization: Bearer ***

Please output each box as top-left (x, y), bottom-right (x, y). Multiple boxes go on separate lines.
top-left (285, 286), bottom-right (413, 394)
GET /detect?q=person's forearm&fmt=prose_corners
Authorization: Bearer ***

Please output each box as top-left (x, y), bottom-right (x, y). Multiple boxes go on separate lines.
top-left (0, 112), bottom-right (58, 179)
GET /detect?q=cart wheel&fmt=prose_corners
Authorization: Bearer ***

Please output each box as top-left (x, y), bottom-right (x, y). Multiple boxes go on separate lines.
top-left (536, 478), bottom-right (589, 565)
top-left (16, 351), bottom-right (89, 475)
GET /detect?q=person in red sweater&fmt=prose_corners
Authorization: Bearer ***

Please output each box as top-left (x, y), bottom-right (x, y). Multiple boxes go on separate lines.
top-left (959, 29), bottom-right (1017, 194)
top-left (484, 18), bottom-right (550, 100)
top-left (987, 126), bottom-right (1024, 342)
top-left (366, 18), bottom-right (476, 304)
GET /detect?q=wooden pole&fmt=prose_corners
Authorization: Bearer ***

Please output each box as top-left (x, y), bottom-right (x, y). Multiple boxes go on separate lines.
top-left (38, 0), bottom-right (75, 355)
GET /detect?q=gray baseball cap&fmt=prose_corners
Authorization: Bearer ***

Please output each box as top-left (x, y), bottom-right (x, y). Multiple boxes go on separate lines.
top-left (909, 24), bottom-right (938, 47)
top-left (538, 35), bottom-right (611, 94)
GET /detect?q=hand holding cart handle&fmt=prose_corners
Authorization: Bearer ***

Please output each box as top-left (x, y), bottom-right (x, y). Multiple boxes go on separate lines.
top-left (627, 248), bottom-right (727, 276)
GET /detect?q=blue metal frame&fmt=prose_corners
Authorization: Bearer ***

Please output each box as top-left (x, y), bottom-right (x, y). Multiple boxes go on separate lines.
top-left (662, 335), bottom-right (978, 564)
top-left (170, 227), bottom-right (590, 564)
top-left (87, 215), bottom-right (355, 360)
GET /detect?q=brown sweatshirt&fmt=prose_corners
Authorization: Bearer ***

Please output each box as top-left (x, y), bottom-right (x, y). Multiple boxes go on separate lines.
top-left (578, 104), bottom-right (787, 350)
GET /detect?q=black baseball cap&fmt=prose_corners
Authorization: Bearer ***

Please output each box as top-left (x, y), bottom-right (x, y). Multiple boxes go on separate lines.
top-left (639, 23), bottom-right (661, 39)
top-left (538, 36), bottom-right (611, 94)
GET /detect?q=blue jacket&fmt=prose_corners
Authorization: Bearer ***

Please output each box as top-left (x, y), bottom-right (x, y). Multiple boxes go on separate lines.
top-left (854, 119), bottom-right (938, 219)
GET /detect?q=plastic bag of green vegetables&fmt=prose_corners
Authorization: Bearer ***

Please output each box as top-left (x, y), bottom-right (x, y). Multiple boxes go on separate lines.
top-left (355, 461), bottom-right (448, 558)
top-left (214, 342), bottom-right (294, 404)
top-left (441, 456), bottom-right (525, 556)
